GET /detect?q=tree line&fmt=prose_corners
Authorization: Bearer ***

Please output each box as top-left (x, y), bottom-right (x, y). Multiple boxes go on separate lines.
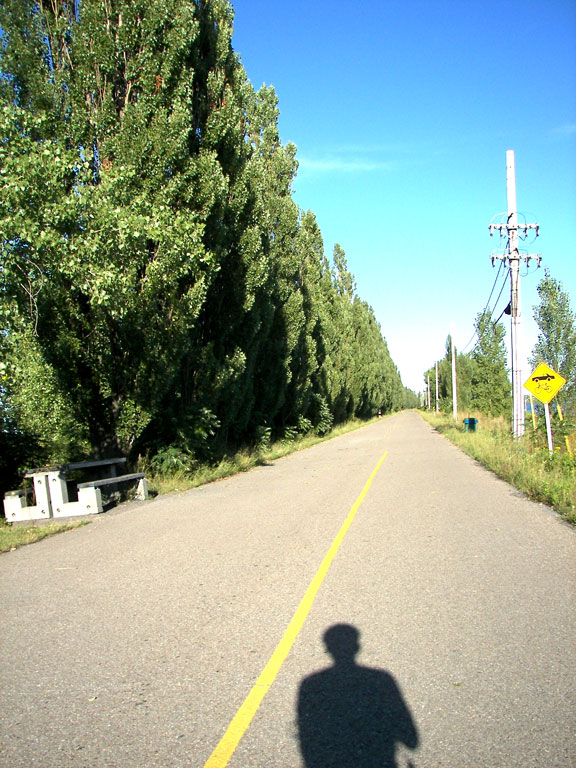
top-left (424, 271), bottom-right (576, 418)
top-left (0, 0), bottom-right (413, 494)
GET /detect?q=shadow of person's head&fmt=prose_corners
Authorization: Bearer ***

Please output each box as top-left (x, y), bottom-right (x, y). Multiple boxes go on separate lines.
top-left (323, 623), bottom-right (360, 666)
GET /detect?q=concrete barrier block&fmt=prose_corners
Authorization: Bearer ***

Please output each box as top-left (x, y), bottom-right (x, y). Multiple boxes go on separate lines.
top-left (78, 486), bottom-right (103, 515)
top-left (46, 471), bottom-right (69, 513)
top-left (51, 501), bottom-right (81, 518)
top-left (136, 476), bottom-right (149, 500)
top-left (51, 487), bottom-right (102, 517)
top-left (4, 493), bottom-right (27, 521)
top-left (3, 493), bottom-right (50, 522)
top-left (31, 475), bottom-right (52, 516)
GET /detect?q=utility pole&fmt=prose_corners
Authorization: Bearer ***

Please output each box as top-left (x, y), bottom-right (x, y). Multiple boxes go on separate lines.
top-left (451, 339), bottom-right (458, 423)
top-left (489, 150), bottom-right (540, 438)
top-left (435, 361), bottom-right (440, 412)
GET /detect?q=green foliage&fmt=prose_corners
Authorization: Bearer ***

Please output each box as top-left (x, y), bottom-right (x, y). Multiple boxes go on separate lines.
top-left (424, 336), bottom-right (476, 414)
top-left (254, 425), bottom-right (272, 452)
top-left (424, 313), bottom-right (511, 418)
top-left (0, 407), bottom-right (42, 502)
top-left (530, 270), bottom-right (576, 412)
top-left (2, 326), bottom-right (90, 461)
top-left (0, 0), bottom-right (405, 486)
top-left (470, 311), bottom-right (511, 416)
top-left (150, 445), bottom-right (197, 476)
top-left (309, 394), bottom-right (334, 436)
top-left (402, 388), bottom-right (420, 409)
top-left (0, 0), bottom-right (226, 456)
top-left (528, 406), bottom-right (575, 454)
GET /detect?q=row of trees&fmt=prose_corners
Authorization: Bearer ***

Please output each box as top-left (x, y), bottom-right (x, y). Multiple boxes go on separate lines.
top-left (424, 271), bottom-right (576, 418)
top-left (423, 312), bottom-right (511, 417)
top-left (0, 0), bottom-right (411, 493)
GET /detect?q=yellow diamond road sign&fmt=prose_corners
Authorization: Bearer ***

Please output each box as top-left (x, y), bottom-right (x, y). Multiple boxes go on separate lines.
top-left (524, 362), bottom-right (567, 404)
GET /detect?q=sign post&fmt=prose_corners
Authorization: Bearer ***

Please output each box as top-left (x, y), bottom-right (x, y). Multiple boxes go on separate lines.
top-left (543, 403), bottom-right (553, 455)
top-left (523, 363), bottom-right (567, 454)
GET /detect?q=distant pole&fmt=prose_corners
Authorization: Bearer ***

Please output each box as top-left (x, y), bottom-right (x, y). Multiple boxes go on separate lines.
top-left (451, 340), bottom-right (458, 422)
top-left (489, 150), bottom-right (541, 438)
top-left (427, 374), bottom-right (431, 409)
top-left (435, 361), bottom-right (440, 412)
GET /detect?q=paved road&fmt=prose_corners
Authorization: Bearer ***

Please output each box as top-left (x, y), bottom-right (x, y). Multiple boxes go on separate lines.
top-left (1, 411), bottom-right (575, 768)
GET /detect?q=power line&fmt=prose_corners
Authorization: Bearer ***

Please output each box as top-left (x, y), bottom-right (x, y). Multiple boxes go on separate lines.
top-left (459, 330), bottom-right (477, 356)
top-left (490, 266), bottom-right (510, 319)
top-left (484, 260), bottom-right (504, 314)
top-left (493, 305), bottom-right (509, 326)
top-left (460, 262), bottom-right (508, 354)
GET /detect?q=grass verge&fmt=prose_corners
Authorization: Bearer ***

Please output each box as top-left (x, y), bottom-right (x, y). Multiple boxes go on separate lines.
top-left (420, 410), bottom-right (576, 525)
top-left (0, 518), bottom-right (89, 554)
top-left (147, 417), bottom-right (382, 496)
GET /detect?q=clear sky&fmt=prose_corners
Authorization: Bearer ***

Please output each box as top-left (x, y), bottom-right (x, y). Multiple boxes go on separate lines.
top-left (231, 0), bottom-right (576, 393)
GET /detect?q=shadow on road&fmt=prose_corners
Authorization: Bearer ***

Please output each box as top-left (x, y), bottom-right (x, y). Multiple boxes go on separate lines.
top-left (297, 624), bottom-right (419, 768)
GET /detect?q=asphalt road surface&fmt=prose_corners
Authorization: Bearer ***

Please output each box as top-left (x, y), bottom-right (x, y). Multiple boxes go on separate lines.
top-left (1, 411), bottom-right (575, 768)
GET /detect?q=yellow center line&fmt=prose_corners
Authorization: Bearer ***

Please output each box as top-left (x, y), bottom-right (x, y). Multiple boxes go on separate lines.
top-left (203, 451), bottom-right (389, 768)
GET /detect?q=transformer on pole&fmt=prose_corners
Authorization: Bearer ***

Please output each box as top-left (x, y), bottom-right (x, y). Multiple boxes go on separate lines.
top-left (489, 150), bottom-right (541, 438)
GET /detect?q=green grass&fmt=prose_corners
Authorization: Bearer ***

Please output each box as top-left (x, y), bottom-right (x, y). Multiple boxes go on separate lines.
top-left (0, 518), bottom-right (89, 554)
top-left (146, 417), bottom-right (382, 496)
top-left (420, 410), bottom-right (576, 525)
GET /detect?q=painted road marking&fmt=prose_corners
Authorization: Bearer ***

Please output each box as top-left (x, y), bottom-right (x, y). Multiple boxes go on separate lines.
top-left (203, 451), bottom-right (389, 768)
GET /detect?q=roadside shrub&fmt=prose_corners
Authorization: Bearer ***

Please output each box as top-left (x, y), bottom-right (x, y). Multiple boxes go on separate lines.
top-left (150, 445), bottom-right (198, 476)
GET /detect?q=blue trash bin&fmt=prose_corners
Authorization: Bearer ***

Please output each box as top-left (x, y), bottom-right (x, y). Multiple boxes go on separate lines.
top-left (463, 418), bottom-right (478, 433)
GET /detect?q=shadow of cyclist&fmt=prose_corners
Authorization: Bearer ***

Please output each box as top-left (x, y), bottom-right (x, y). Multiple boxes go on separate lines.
top-left (297, 624), bottom-right (419, 768)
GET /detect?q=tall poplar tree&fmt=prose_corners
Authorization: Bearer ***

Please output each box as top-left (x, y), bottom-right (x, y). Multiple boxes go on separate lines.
top-left (0, 0), bottom-right (246, 456)
top-left (244, 87), bottom-right (303, 434)
top-left (470, 311), bottom-right (511, 416)
top-left (1, 0), bottom-right (406, 474)
top-left (530, 270), bottom-right (576, 410)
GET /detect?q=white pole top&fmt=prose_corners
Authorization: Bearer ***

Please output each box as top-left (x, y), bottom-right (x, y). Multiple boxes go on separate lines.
top-left (506, 150), bottom-right (517, 223)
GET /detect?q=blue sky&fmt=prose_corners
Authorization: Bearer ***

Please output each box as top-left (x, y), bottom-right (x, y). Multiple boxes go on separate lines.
top-left (231, 0), bottom-right (576, 393)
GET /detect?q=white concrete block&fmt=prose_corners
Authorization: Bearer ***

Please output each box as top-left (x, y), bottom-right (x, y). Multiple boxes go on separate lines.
top-left (3, 484), bottom-right (51, 522)
top-left (78, 486), bottom-right (103, 515)
top-left (31, 474), bottom-right (52, 516)
top-left (136, 476), bottom-right (149, 500)
top-left (51, 486), bottom-right (103, 517)
top-left (3, 493), bottom-right (25, 519)
top-left (3, 498), bottom-right (51, 521)
top-left (46, 471), bottom-right (69, 513)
